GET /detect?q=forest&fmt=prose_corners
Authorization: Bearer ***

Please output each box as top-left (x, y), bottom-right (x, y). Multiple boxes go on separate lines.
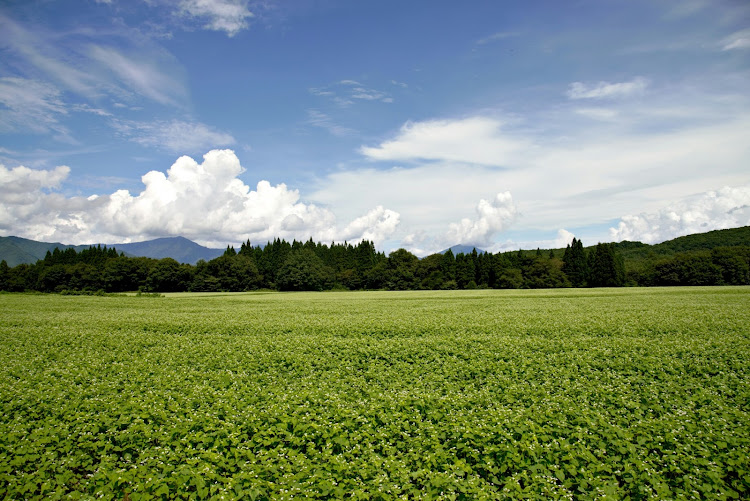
top-left (1, 228), bottom-right (749, 293)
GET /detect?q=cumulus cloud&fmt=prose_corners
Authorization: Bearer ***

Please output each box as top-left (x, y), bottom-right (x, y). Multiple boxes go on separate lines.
top-left (360, 117), bottom-right (528, 166)
top-left (0, 164), bottom-right (70, 195)
top-left (478, 229), bottom-right (576, 256)
top-left (402, 192), bottom-right (517, 255)
top-left (0, 163), bottom-right (84, 239)
top-left (339, 206), bottom-right (400, 243)
top-left (444, 192), bottom-right (517, 247)
top-left (112, 119), bottom-right (235, 153)
top-left (566, 77), bottom-right (648, 100)
top-left (178, 0), bottom-right (254, 37)
top-left (610, 185), bottom-right (750, 244)
top-left (334, 102), bottom-right (749, 248)
top-left (552, 229), bottom-right (576, 248)
top-left (0, 150), bottom-right (400, 247)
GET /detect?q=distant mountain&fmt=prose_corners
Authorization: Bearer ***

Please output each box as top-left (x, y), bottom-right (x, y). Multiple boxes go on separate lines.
top-left (2, 226), bottom-right (747, 268)
top-left (439, 244), bottom-right (487, 255)
top-left (0, 235), bottom-right (224, 266)
top-left (0, 236), bottom-right (91, 267)
top-left (113, 237), bottom-right (224, 264)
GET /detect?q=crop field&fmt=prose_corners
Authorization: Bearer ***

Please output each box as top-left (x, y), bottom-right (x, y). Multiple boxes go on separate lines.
top-left (0, 288), bottom-right (749, 499)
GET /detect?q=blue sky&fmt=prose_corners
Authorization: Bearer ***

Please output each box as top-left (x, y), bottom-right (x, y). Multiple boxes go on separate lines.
top-left (1, 0), bottom-right (749, 254)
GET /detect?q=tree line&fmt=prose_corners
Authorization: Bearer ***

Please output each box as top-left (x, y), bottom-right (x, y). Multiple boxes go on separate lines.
top-left (0, 237), bottom-right (748, 293)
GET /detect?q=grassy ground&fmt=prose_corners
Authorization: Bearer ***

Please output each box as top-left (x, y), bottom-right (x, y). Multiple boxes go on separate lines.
top-left (1, 287), bottom-right (748, 499)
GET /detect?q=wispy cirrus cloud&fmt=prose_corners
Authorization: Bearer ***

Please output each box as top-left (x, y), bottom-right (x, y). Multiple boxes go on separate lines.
top-left (89, 44), bottom-right (188, 107)
top-left (1, 13), bottom-right (189, 108)
top-left (566, 77), bottom-right (648, 100)
top-left (0, 14), bottom-right (101, 96)
top-left (0, 77), bottom-right (68, 136)
top-left (574, 107), bottom-right (619, 121)
top-left (721, 28), bottom-right (750, 51)
top-left (177, 0), bottom-right (255, 37)
top-left (310, 79), bottom-right (394, 107)
top-left (112, 119), bottom-right (235, 153)
top-left (306, 110), bottom-right (356, 137)
top-left (475, 31), bottom-right (519, 45)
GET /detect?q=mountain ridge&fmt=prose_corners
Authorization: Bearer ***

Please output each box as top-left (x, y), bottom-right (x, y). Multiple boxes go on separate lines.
top-left (439, 244), bottom-right (488, 255)
top-left (1, 225), bottom-right (748, 267)
top-left (0, 236), bottom-right (224, 266)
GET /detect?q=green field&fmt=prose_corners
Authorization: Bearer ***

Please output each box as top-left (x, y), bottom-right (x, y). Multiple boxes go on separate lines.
top-left (1, 288), bottom-right (749, 499)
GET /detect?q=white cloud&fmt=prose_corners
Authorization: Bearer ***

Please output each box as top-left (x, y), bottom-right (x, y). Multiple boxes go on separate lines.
top-left (307, 110), bottom-right (356, 137)
top-left (1, 13), bottom-right (190, 110)
top-left (359, 117), bottom-right (529, 166)
top-left (0, 164), bottom-right (70, 195)
top-left (484, 229), bottom-right (576, 255)
top-left (401, 192), bottom-right (517, 255)
top-left (351, 87), bottom-right (387, 101)
top-left (476, 31), bottom-right (519, 45)
top-left (609, 185), bottom-right (750, 244)
top-left (0, 163), bottom-right (76, 236)
top-left (340, 206), bottom-right (400, 243)
top-left (0, 77), bottom-right (68, 136)
top-left (113, 119), bottom-right (235, 152)
top-left (178, 0), bottom-right (254, 37)
top-left (0, 14), bottom-right (100, 97)
top-left (575, 107), bottom-right (618, 120)
top-left (443, 192), bottom-right (517, 247)
top-left (552, 229), bottom-right (576, 248)
top-left (566, 77), bottom-right (648, 100)
top-left (0, 150), bottom-right (400, 247)
top-left (722, 29), bottom-right (750, 50)
top-left (312, 99), bottom-right (750, 250)
top-left (71, 104), bottom-right (112, 117)
top-left (310, 80), bottom-right (393, 106)
top-left (89, 45), bottom-right (188, 107)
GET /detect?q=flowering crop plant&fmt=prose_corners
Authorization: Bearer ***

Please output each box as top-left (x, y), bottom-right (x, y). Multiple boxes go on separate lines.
top-left (0, 287), bottom-right (748, 499)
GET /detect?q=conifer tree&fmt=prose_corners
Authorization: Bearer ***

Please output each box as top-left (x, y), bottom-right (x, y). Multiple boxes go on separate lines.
top-left (563, 238), bottom-right (588, 287)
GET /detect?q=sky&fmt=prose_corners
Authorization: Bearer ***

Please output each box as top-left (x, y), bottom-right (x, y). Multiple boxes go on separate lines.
top-left (1, 0), bottom-right (749, 255)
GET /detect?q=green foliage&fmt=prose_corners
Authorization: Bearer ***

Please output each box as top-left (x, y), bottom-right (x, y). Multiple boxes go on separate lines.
top-left (0, 288), bottom-right (748, 498)
top-left (587, 243), bottom-right (625, 287)
top-left (386, 248), bottom-right (419, 290)
top-left (276, 249), bottom-right (333, 291)
top-left (562, 237), bottom-right (587, 287)
top-left (145, 258), bottom-right (194, 292)
top-left (522, 256), bottom-right (570, 289)
top-left (1, 229), bottom-right (749, 293)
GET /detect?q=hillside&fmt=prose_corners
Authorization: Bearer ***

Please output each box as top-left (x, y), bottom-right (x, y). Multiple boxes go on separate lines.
top-left (0, 236), bottom-right (223, 266)
top-left (615, 226), bottom-right (750, 259)
top-left (0, 236), bottom-right (91, 267)
top-left (2, 226), bottom-right (748, 268)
